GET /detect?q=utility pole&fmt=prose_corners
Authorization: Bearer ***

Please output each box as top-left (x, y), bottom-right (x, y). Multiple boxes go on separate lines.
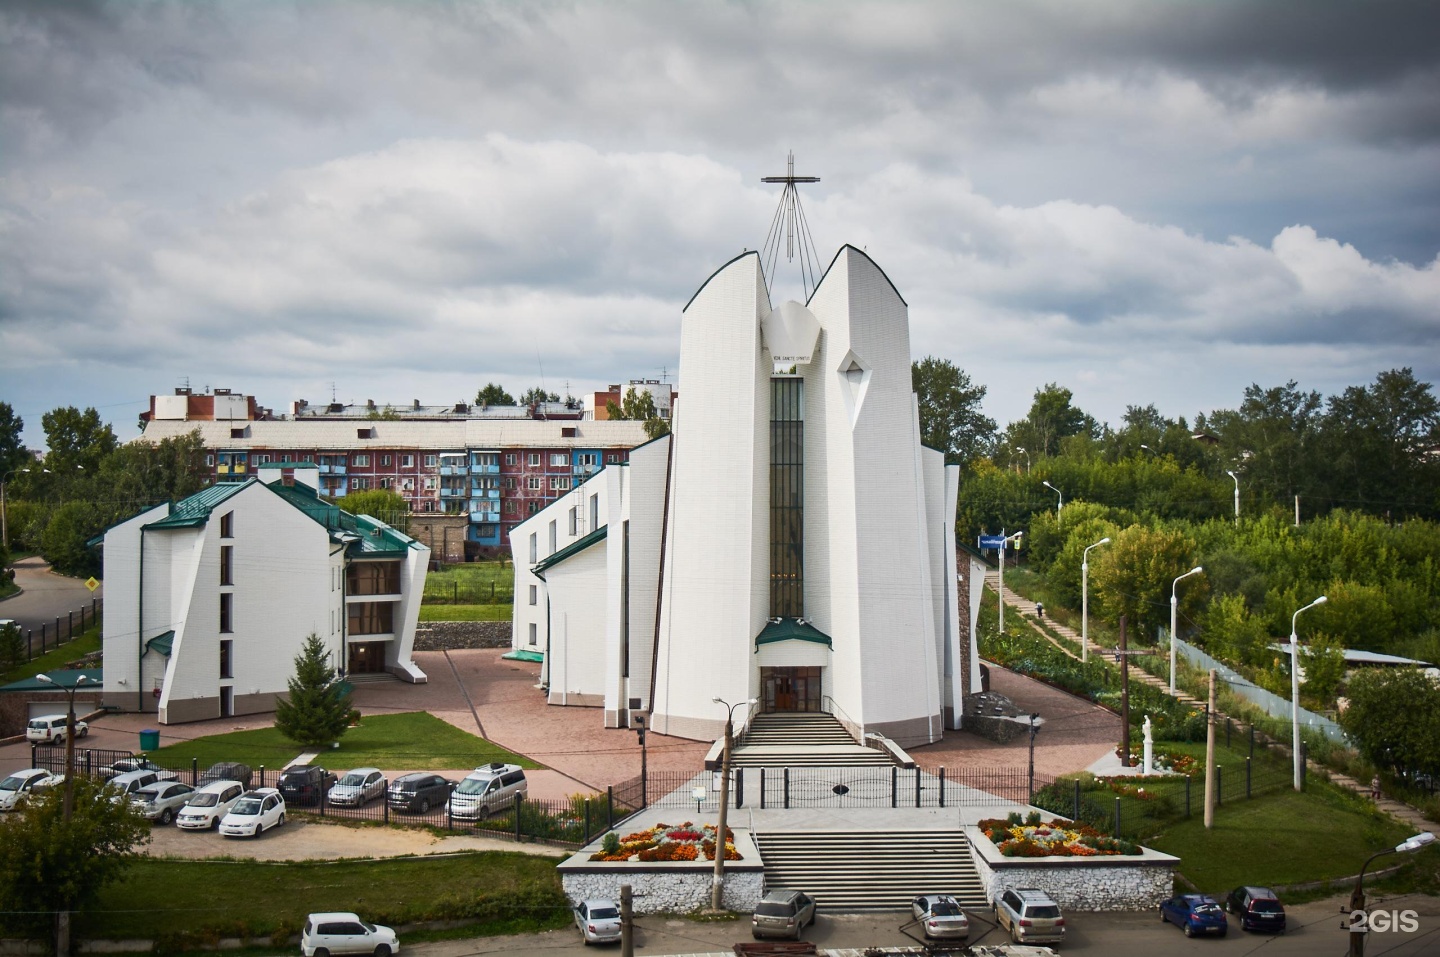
top-left (620, 884), bottom-right (633, 957)
top-left (1119, 615), bottom-right (1130, 768)
top-left (1204, 669), bottom-right (1217, 829)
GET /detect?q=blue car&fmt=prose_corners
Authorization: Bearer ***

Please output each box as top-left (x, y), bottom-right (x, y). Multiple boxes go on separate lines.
top-left (1160, 894), bottom-right (1228, 937)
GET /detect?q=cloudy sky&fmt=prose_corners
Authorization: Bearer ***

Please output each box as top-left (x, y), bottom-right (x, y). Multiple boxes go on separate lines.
top-left (3, 0), bottom-right (1438, 448)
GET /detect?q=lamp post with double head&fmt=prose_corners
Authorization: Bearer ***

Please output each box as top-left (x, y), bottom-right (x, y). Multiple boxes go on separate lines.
top-left (710, 695), bottom-right (755, 910)
top-left (1226, 470), bottom-right (1240, 526)
top-left (1348, 832), bottom-right (1436, 957)
top-left (1042, 481), bottom-right (1063, 517)
top-left (1170, 567), bottom-right (1204, 693)
top-left (1290, 595), bottom-right (1327, 790)
top-left (35, 671), bottom-right (93, 957)
top-left (1081, 537), bottom-right (1110, 663)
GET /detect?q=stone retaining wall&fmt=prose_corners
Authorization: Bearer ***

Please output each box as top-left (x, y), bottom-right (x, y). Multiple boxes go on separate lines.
top-left (412, 620), bottom-right (512, 650)
top-left (965, 826), bottom-right (1177, 911)
top-left (561, 870), bottom-right (764, 914)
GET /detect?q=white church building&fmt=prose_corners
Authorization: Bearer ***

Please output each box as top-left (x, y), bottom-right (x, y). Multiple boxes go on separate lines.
top-left (512, 246), bottom-right (981, 748)
top-left (101, 463), bottom-right (429, 724)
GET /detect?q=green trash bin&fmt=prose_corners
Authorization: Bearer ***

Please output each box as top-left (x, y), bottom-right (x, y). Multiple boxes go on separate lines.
top-left (139, 729), bottom-right (160, 752)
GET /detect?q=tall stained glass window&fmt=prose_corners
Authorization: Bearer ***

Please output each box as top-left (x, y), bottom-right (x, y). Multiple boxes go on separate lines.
top-left (771, 377), bottom-right (804, 617)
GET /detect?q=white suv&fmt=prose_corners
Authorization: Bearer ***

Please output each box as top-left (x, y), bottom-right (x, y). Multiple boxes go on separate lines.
top-left (176, 780), bottom-right (246, 830)
top-left (301, 912), bottom-right (398, 957)
top-left (446, 763), bottom-right (527, 820)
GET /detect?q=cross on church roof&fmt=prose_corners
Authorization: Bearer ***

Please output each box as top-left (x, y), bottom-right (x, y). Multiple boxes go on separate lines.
top-left (760, 152), bottom-right (822, 298)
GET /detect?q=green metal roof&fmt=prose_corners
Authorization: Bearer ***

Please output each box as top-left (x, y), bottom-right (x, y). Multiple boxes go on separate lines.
top-left (145, 631), bottom-right (175, 657)
top-left (755, 618), bottom-right (833, 648)
top-left (501, 649), bottom-right (545, 663)
top-left (532, 525), bottom-right (608, 578)
top-left (144, 481), bottom-right (253, 530)
top-left (1, 669), bottom-right (104, 692)
top-left (265, 481), bottom-right (419, 557)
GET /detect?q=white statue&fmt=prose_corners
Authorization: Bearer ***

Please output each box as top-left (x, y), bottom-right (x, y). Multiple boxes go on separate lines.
top-left (1142, 715), bottom-right (1154, 776)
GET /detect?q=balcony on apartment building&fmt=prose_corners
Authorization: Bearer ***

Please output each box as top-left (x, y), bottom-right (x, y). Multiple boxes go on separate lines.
top-left (317, 459), bottom-right (348, 475)
top-left (468, 505), bottom-right (501, 523)
top-left (469, 453), bottom-right (501, 474)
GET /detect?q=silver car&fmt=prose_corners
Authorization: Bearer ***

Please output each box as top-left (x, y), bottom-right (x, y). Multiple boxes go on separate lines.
top-left (573, 899), bottom-right (621, 945)
top-left (751, 889), bottom-right (816, 940)
top-left (911, 894), bottom-right (970, 940)
top-left (130, 781), bottom-right (196, 824)
top-left (327, 767), bottom-right (387, 807)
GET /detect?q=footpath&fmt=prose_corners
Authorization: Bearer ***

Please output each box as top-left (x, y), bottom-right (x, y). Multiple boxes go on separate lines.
top-left (984, 571), bottom-right (1435, 836)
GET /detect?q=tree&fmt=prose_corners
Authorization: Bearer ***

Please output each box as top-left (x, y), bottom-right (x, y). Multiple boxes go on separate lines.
top-left (0, 621), bottom-right (23, 673)
top-left (97, 431), bottom-right (209, 506)
top-left (911, 357), bottom-right (996, 468)
top-left (41, 501), bottom-right (107, 578)
top-left (606, 387), bottom-right (670, 440)
top-left (1207, 380), bottom-right (1323, 509)
top-left (1318, 368), bottom-right (1440, 516)
top-left (335, 488), bottom-right (408, 524)
top-left (40, 407), bottom-right (117, 475)
top-left (1340, 667), bottom-right (1440, 783)
top-left (0, 776), bottom-right (150, 938)
top-left (519, 387), bottom-right (559, 406)
top-left (274, 633), bottom-right (353, 747)
top-left (0, 402), bottom-right (27, 478)
top-left (475, 383), bottom-right (515, 406)
top-left (1090, 524), bottom-right (1205, 642)
top-left (1002, 383), bottom-right (1097, 460)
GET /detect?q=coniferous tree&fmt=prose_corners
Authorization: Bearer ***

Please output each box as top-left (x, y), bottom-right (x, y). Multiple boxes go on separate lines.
top-left (0, 621), bottom-right (23, 674)
top-left (273, 633), bottom-right (353, 747)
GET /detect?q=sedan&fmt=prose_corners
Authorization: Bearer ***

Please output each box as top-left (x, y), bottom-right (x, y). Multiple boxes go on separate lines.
top-left (219, 788), bottom-right (287, 838)
top-left (911, 894), bottom-right (969, 940)
top-left (99, 757), bottom-right (178, 782)
top-left (1161, 894), bottom-right (1228, 937)
top-left (573, 899), bottom-right (621, 946)
top-left (328, 768), bottom-right (387, 807)
top-left (0, 769), bottom-right (52, 811)
top-left (130, 781), bottom-right (195, 824)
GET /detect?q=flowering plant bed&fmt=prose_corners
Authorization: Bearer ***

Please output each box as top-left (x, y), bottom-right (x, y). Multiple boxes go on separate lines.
top-left (590, 821), bottom-right (740, 862)
top-left (978, 816), bottom-right (1141, 858)
top-left (1116, 745), bottom-right (1198, 776)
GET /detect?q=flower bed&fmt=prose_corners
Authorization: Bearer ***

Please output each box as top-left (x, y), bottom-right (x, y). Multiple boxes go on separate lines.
top-left (589, 822), bottom-right (740, 862)
top-left (979, 814), bottom-right (1141, 858)
top-left (1116, 745), bottom-right (1198, 776)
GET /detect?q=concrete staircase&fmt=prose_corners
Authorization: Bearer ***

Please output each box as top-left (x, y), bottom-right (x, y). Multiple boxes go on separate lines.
top-left (755, 829), bottom-right (987, 910)
top-left (733, 713), bottom-right (893, 768)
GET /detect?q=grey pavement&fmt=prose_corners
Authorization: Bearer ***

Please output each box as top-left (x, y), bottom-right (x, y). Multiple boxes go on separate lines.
top-left (0, 555), bottom-right (101, 635)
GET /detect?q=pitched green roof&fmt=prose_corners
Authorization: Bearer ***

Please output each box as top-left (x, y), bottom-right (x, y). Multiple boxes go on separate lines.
top-left (265, 481), bottom-right (418, 557)
top-left (1, 669), bottom-right (104, 692)
top-left (532, 525), bottom-right (608, 578)
top-left (144, 481), bottom-right (253, 530)
top-left (755, 618), bottom-right (833, 648)
top-left (145, 631), bottom-right (175, 657)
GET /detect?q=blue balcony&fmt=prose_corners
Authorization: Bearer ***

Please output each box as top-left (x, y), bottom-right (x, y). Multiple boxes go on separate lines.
top-left (318, 463), bottom-right (347, 475)
top-left (440, 487), bottom-right (467, 498)
top-left (469, 506), bottom-right (500, 522)
top-left (439, 465), bottom-right (467, 477)
top-left (468, 487), bottom-right (500, 499)
top-left (470, 463), bottom-right (501, 474)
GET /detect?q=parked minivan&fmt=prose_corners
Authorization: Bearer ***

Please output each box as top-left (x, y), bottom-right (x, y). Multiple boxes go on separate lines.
top-left (107, 769), bottom-right (160, 798)
top-left (26, 714), bottom-right (88, 743)
top-left (447, 763), bottom-right (527, 820)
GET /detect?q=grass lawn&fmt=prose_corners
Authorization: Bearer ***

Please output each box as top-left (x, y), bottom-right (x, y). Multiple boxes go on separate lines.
top-left (1149, 783), bottom-right (1411, 893)
top-left (147, 711), bottom-right (544, 772)
top-left (0, 579), bottom-right (18, 600)
top-left (0, 624), bottom-right (101, 686)
top-left (419, 603), bottom-right (511, 622)
top-left (424, 561), bottom-right (514, 604)
top-left (78, 850), bottom-right (569, 941)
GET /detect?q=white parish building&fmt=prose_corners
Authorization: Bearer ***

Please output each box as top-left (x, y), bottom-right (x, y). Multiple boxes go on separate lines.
top-left (512, 246), bottom-right (980, 747)
top-left (101, 464), bottom-right (429, 724)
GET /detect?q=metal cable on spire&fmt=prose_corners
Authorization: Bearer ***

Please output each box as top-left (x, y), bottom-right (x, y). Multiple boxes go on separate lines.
top-left (760, 152), bottom-right (821, 298)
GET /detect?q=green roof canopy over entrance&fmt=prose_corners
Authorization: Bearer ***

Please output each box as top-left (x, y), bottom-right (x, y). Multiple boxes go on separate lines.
top-left (755, 618), bottom-right (832, 648)
top-left (145, 630), bottom-right (176, 657)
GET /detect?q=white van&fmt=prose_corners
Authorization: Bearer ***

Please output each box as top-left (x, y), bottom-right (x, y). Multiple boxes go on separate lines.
top-left (26, 714), bottom-right (88, 743)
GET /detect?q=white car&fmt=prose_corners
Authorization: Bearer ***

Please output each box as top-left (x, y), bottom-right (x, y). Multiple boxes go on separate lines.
top-left (327, 768), bottom-right (386, 807)
top-left (574, 898), bottom-right (622, 945)
top-left (219, 788), bottom-right (286, 838)
top-left (301, 912), bottom-right (399, 957)
top-left (130, 781), bottom-right (196, 824)
top-left (0, 769), bottom-right (53, 810)
top-left (25, 714), bottom-right (88, 743)
top-left (176, 780), bottom-right (246, 830)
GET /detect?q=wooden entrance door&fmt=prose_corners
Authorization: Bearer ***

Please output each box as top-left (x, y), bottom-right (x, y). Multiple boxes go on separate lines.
top-left (762, 667), bottom-right (822, 712)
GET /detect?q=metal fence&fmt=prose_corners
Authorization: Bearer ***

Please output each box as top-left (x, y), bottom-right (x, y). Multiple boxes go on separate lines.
top-left (9, 598), bottom-right (102, 663)
top-left (1176, 636), bottom-right (1348, 744)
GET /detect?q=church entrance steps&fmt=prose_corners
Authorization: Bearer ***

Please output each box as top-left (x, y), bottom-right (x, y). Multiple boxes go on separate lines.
top-left (733, 713), bottom-right (892, 768)
top-left (754, 829), bottom-right (987, 910)
top-left (731, 746), bottom-right (894, 768)
top-left (743, 712), bottom-right (859, 747)
top-left (344, 672), bottom-right (400, 684)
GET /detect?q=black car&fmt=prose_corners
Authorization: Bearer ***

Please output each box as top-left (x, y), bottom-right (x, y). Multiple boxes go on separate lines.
top-left (198, 762), bottom-right (253, 789)
top-left (387, 773), bottom-right (453, 813)
top-left (1226, 886), bottom-right (1286, 933)
top-left (277, 765), bottom-right (336, 807)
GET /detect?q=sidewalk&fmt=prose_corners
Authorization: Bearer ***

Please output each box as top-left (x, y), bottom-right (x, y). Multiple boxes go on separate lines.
top-left (985, 570), bottom-right (1437, 836)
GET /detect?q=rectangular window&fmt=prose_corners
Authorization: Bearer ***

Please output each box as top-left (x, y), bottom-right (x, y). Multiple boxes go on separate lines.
top-left (353, 454), bottom-right (370, 467)
top-left (578, 452), bottom-right (599, 469)
top-left (770, 377), bottom-right (805, 618)
top-left (402, 454), bottom-right (414, 468)
top-left (401, 478), bottom-right (414, 491)
top-left (219, 593), bottom-right (233, 633)
top-left (527, 502), bottom-right (538, 514)
top-left (528, 622), bottom-right (537, 646)
top-left (590, 494), bottom-right (599, 531)
top-left (552, 476), bottom-right (570, 491)
top-left (548, 520), bottom-right (557, 554)
top-left (303, 454), bottom-right (314, 463)
top-left (205, 454), bottom-right (215, 466)
top-left (529, 584), bottom-right (538, 606)
top-left (424, 477), bottom-right (437, 490)
top-left (568, 507), bottom-right (577, 536)
top-left (503, 477), bottom-right (516, 489)
top-left (505, 453), bottom-right (518, 466)
top-left (346, 562), bottom-right (401, 595)
top-left (504, 500), bottom-right (516, 514)
top-left (606, 452), bottom-right (620, 463)
top-left (348, 602), bottom-right (395, 635)
top-left (381, 454), bottom-right (392, 466)
top-left (379, 477), bottom-right (392, 488)
top-left (219, 545), bottom-right (233, 586)
top-left (424, 454), bottom-right (438, 467)
top-left (550, 452), bottom-right (569, 467)
top-left (220, 640), bottom-right (233, 679)
top-left (220, 512), bottom-right (234, 538)
top-left (529, 533), bottom-right (537, 564)
top-left (527, 452), bottom-right (540, 467)
top-left (527, 476), bottom-right (542, 490)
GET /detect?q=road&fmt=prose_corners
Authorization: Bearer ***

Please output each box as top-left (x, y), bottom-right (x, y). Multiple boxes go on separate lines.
top-left (0, 555), bottom-right (100, 636)
top-left (407, 893), bottom-right (1440, 956)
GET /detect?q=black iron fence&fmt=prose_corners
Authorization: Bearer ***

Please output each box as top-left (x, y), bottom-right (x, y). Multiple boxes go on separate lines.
top-left (9, 598), bottom-right (102, 663)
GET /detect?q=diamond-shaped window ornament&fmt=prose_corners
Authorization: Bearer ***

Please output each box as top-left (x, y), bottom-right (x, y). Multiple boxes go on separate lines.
top-left (760, 300), bottom-right (821, 367)
top-left (837, 350), bottom-right (872, 426)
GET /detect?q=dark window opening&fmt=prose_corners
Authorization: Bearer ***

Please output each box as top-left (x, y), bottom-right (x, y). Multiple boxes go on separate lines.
top-left (219, 593), bottom-right (233, 633)
top-left (219, 545), bottom-right (233, 586)
top-left (220, 639), bottom-right (233, 679)
top-left (346, 561), bottom-right (401, 595)
top-left (770, 377), bottom-right (804, 618)
top-left (348, 602), bottom-right (395, 636)
top-left (219, 512), bottom-right (233, 538)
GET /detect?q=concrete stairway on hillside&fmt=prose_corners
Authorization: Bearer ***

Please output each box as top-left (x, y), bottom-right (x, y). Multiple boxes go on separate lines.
top-left (755, 829), bottom-right (987, 910)
top-left (733, 713), bottom-right (894, 768)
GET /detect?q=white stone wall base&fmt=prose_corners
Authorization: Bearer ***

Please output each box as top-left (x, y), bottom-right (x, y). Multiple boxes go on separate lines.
top-left (562, 871), bottom-right (764, 915)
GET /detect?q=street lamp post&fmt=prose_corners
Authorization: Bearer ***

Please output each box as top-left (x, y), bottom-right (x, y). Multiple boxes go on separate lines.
top-left (710, 695), bottom-right (755, 911)
top-left (1, 467), bottom-right (35, 550)
top-left (1290, 595), bottom-right (1327, 791)
top-left (1348, 832), bottom-right (1436, 957)
top-left (1226, 470), bottom-right (1240, 526)
top-left (1042, 481), bottom-right (1063, 517)
top-left (997, 531), bottom-right (1024, 634)
top-left (1016, 447), bottom-right (1030, 474)
top-left (35, 671), bottom-right (93, 956)
top-left (1170, 567), bottom-right (1204, 693)
top-left (1081, 537), bottom-right (1110, 663)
